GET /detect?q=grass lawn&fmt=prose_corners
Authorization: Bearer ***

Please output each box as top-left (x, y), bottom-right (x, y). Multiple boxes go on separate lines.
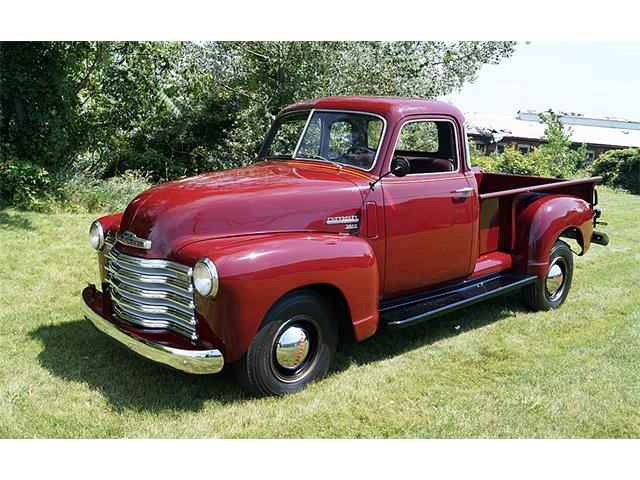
top-left (0, 187), bottom-right (638, 438)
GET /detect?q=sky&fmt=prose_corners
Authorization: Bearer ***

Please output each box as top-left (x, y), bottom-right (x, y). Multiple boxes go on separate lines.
top-left (440, 42), bottom-right (640, 121)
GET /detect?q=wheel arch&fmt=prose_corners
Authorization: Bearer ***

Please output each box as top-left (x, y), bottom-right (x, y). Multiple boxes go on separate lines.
top-left (513, 194), bottom-right (593, 279)
top-left (271, 283), bottom-right (353, 340)
top-left (176, 232), bottom-right (379, 362)
top-left (559, 226), bottom-right (585, 255)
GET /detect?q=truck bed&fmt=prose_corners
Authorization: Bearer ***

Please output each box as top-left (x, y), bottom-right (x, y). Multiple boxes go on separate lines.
top-left (476, 172), bottom-right (601, 255)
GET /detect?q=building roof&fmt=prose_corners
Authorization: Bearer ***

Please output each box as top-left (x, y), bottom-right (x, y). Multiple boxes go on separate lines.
top-left (465, 112), bottom-right (640, 148)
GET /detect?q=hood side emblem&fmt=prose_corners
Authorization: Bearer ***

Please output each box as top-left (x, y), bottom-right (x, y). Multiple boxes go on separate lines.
top-left (326, 215), bottom-right (359, 230)
top-left (116, 230), bottom-right (152, 250)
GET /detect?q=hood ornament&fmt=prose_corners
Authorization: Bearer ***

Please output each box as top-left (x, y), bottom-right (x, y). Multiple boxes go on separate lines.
top-left (116, 230), bottom-right (152, 250)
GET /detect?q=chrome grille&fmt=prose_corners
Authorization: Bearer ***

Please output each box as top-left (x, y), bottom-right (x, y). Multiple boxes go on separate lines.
top-left (103, 241), bottom-right (197, 341)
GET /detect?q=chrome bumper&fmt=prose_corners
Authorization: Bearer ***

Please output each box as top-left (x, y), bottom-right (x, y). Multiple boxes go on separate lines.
top-left (82, 295), bottom-right (224, 374)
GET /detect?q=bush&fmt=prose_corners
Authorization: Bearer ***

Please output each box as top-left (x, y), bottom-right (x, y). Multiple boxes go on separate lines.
top-left (0, 158), bottom-right (54, 211)
top-left (1, 152), bottom-right (153, 213)
top-left (495, 147), bottom-right (547, 176)
top-left (590, 148), bottom-right (640, 194)
top-left (471, 146), bottom-right (556, 177)
top-left (469, 110), bottom-right (589, 179)
top-left (55, 170), bottom-right (153, 213)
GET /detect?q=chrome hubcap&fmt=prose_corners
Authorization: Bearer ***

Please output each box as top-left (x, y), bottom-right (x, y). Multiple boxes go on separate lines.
top-left (275, 325), bottom-right (310, 370)
top-left (546, 259), bottom-right (565, 299)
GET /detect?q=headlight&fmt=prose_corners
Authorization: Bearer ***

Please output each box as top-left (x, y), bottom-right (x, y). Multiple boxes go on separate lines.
top-left (193, 257), bottom-right (219, 298)
top-left (89, 221), bottom-right (105, 250)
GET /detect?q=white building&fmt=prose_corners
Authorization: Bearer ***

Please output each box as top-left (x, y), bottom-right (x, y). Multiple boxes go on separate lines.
top-left (466, 110), bottom-right (640, 161)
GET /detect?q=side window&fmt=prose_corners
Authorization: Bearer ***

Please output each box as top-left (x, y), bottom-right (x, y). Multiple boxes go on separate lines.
top-left (394, 120), bottom-right (458, 174)
top-left (397, 122), bottom-right (439, 153)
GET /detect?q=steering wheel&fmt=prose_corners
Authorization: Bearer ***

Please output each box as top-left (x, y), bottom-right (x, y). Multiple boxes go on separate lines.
top-left (346, 145), bottom-right (375, 155)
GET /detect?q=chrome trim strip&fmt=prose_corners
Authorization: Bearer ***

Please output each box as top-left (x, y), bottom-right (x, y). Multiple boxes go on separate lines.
top-left (105, 265), bottom-right (193, 295)
top-left (104, 245), bottom-right (197, 341)
top-left (462, 124), bottom-right (472, 171)
top-left (83, 298), bottom-right (223, 374)
top-left (109, 277), bottom-right (194, 309)
top-left (109, 287), bottom-right (195, 321)
top-left (112, 305), bottom-right (197, 340)
top-left (292, 108), bottom-right (315, 159)
top-left (107, 247), bottom-right (193, 277)
top-left (292, 109), bottom-right (388, 173)
top-left (108, 270), bottom-right (192, 297)
top-left (390, 117), bottom-right (462, 177)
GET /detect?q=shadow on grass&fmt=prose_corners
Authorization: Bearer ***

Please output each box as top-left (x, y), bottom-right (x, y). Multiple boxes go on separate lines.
top-left (29, 319), bottom-right (250, 412)
top-left (332, 292), bottom-right (528, 372)
top-left (0, 209), bottom-right (34, 230)
top-left (30, 292), bottom-right (526, 412)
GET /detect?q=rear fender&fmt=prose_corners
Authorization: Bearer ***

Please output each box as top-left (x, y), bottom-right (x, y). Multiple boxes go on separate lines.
top-left (175, 233), bottom-right (379, 362)
top-left (513, 194), bottom-right (593, 278)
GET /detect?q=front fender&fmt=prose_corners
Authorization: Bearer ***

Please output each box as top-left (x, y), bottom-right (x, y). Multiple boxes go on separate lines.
top-left (513, 194), bottom-right (593, 278)
top-left (96, 212), bottom-right (123, 236)
top-left (176, 233), bottom-right (379, 362)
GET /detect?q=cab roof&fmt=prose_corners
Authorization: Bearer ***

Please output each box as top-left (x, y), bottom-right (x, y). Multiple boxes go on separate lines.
top-left (280, 96), bottom-right (465, 124)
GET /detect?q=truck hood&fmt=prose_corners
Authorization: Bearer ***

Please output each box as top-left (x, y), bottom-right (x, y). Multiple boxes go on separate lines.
top-left (118, 161), bottom-right (366, 257)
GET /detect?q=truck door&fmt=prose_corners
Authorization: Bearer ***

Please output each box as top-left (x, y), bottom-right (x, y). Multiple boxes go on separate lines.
top-left (382, 117), bottom-right (475, 297)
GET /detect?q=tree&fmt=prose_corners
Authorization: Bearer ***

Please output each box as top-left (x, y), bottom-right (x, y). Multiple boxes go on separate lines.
top-left (0, 42), bottom-right (90, 171)
top-left (0, 42), bottom-right (181, 171)
top-left (536, 110), bottom-right (587, 177)
top-left (2, 41), bottom-right (517, 209)
top-left (470, 109), bottom-right (589, 178)
top-left (201, 41), bottom-right (517, 164)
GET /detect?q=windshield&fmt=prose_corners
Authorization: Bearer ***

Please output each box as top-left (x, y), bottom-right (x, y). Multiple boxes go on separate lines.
top-left (259, 110), bottom-right (385, 171)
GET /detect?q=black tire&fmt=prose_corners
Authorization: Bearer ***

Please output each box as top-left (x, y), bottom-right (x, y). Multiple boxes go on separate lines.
top-left (233, 290), bottom-right (337, 397)
top-left (523, 240), bottom-right (573, 311)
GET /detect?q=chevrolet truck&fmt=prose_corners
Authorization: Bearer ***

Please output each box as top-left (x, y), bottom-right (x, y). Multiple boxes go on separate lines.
top-left (82, 97), bottom-right (609, 396)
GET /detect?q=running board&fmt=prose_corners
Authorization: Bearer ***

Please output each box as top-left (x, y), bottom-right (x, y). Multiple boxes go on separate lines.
top-left (380, 272), bottom-right (537, 329)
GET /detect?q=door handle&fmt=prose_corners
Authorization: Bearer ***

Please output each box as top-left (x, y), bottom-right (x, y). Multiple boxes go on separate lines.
top-left (453, 187), bottom-right (473, 193)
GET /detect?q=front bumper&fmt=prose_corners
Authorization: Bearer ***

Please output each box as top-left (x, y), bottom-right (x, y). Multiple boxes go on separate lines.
top-left (82, 286), bottom-right (224, 374)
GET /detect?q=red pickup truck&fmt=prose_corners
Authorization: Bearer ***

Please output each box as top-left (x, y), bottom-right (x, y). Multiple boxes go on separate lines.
top-left (82, 97), bottom-right (609, 396)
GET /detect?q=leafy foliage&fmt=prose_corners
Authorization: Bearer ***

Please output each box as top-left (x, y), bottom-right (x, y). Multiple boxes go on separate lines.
top-left (206, 41), bottom-right (516, 165)
top-left (470, 110), bottom-right (589, 179)
top-left (590, 148), bottom-right (640, 194)
top-left (0, 157), bottom-right (53, 211)
top-left (0, 42), bottom-right (89, 172)
top-left (536, 110), bottom-right (588, 177)
top-left (55, 170), bottom-right (153, 213)
top-left (1, 41), bottom-right (516, 211)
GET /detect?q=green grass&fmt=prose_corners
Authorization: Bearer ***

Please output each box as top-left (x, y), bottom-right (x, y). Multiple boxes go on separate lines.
top-left (1, 188), bottom-right (638, 438)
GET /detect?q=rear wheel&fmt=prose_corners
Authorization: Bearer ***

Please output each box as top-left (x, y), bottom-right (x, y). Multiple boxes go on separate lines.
top-left (233, 290), bottom-right (337, 397)
top-left (523, 240), bottom-right (573, 311)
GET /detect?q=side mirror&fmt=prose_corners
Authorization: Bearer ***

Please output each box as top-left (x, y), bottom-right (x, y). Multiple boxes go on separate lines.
top-left (390, 157), bottom-right (410, 177)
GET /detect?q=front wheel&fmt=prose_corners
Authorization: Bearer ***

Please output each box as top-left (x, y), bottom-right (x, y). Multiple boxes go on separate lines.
top-left (523, 240), bottom-right (573, 311)
top-left (233, 290), bottom-right (337, 397)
